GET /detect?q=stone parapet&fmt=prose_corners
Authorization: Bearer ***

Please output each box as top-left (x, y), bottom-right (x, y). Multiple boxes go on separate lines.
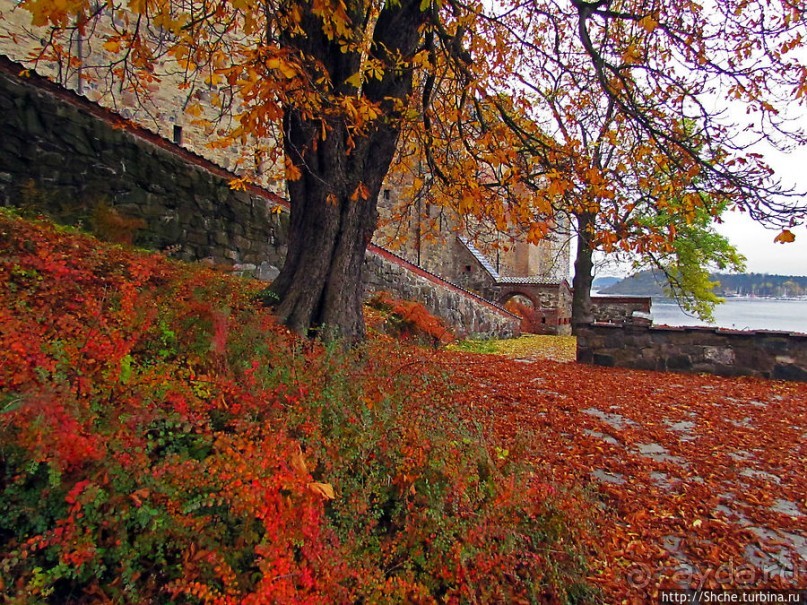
top-left (576, 323), bottom-right (807, 381)
top-left (591, 296), bottom-right (652, 324)
top-left (0, 55), bottom-right (288, 267)
top-left (365, 247), bottom-right (520, 340)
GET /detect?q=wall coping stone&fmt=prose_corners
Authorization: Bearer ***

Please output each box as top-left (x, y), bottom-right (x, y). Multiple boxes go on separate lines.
top-left (591, 295), bottom-right (652, 304)
top-left (591, 321), bottom-right (807, 338)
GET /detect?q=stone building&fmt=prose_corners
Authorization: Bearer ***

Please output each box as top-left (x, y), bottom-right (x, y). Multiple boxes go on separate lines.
top-left (375, 168), bottom-right (573, 333)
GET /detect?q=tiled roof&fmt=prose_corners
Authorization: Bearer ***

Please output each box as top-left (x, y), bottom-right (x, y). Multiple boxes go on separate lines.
top-left (458, 236), bottom-right (567, 286)
top-left (458, 236), bottom-right (500, 279)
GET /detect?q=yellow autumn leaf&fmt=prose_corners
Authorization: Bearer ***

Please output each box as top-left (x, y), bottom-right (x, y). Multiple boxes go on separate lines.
top-left (285, 156), bottom-right (302, 181)
top-left (204, 72), bottom-right (223, 87)
top-left (345, 71), bottom-right (363, 89)
top-left (186, 103), bottom-right (203, 117)
top-left (290, 443), bottom-right (309, 476)
top-left (266, 58), bottom-right (296, 79)
top-left (129, 0), bottom-right (148, 14)
top-left (639, 14), bottom-right (658, 33)
top-left (308, 482), bottom-right (335, 500)
top-left (278, 62), bottom-right (296, 79)
top-left (774, 229), bottom-right (796, 244)
top-left (103, 39), bottom-right (121, 53)
top-left (229, 177), bottom-right (249, 191)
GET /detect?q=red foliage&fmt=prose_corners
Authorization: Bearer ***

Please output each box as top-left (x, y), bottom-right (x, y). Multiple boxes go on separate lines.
top-left (0, 212), bottom-right (588, 603)
top-left (0, 213), bottom-right (343, 602)
top-left (367, 291), bottom-right (454, 345)
top-left (429, 349), bottom-right (807, 600)
top-left (504, 299), bottom-right (546, 333)
top-left (8, 211), bottom-right (800, 603)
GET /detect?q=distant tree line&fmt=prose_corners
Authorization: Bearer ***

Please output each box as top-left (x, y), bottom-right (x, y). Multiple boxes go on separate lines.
top-left (712, 273), bottom-right (807, 298)
top-left (603, 271), bottom-right (807, 299)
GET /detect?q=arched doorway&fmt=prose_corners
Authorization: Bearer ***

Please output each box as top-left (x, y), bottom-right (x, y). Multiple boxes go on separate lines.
top-left (501, 292), bottom-right (547, 334)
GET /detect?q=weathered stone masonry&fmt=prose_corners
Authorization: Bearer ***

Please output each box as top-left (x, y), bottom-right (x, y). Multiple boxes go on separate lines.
top-left (366, 247), bottom-right (519, 339)
top-left (0, 55), bottom-right (289, 270)
top-left (0, 55), bottom-right (519, 338)
top-left (577, 323), bottom-right (807, 381)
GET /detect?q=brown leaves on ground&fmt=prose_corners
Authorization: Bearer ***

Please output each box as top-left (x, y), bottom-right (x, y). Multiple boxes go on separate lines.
top-left (428, 348), bottom-right (806, 601)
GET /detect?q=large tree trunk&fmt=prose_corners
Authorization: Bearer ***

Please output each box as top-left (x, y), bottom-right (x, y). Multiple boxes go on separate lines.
top-left (571, 211), bottom-right (596, 332)
top-left (270, 115), bottom-right (396, 341)
top-left (269, 0), bottom-right (425, 342)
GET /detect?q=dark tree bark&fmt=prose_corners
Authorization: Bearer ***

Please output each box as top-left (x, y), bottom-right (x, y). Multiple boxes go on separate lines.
top-left (571, 210), bottom-right (596, 331)
top-left (269, 0), bottom-right (426, 342)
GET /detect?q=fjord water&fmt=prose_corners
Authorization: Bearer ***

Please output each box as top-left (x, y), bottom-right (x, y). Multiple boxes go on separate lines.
top-left (651, 298), bottom-right (807, 334)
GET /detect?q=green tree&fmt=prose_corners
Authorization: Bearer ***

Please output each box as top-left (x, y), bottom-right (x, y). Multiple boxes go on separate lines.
top-left (632, 199), bottom-right (746, 322)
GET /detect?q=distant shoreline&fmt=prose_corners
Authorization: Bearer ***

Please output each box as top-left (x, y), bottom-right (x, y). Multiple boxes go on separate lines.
top-left (649, 298), bottom-right (807, 334)
top-left (594, 292), bottom-right (807, 303)
top-left (596, 271), bottom-right (807, 300)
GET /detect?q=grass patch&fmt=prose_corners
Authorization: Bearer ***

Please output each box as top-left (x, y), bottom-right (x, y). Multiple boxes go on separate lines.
top-left (449, 334), bottom-right (577, 362)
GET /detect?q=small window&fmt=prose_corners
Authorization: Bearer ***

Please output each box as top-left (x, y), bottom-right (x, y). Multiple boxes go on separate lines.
top-left (173, 125), bottom-right (183, 145)
top-left (464, 265), bottom-right (472, 272)
top-left (383, 189), bottom-right (391, 200)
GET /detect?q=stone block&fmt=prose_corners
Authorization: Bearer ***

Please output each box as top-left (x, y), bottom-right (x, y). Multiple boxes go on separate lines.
top-left (666, 355), bottom-right (692, 370)
top-left (593, 353), bottom-right (615, 367)
top-left (702, 346), bottom-right (735, 366)
top-left (773, 364), bottom-right (807, 381)
top-left (256, 262), bottom-right (280, 282)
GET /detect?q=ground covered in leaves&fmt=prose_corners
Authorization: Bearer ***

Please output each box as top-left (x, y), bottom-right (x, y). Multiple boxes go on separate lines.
top-left (437, 347), bottom-right (806, 601)
top-left (449, 334), bottom-right (577, 363)
top-left (1, 210), bottom-right (804, 603)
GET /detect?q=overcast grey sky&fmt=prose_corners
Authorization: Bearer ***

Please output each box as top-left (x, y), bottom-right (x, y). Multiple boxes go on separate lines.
top-left (717, 145), bottom-right (807, 276)
top-left (589, 133), bottom-right (807, 279)
top-left (716, 212), bottom-right (806, 276)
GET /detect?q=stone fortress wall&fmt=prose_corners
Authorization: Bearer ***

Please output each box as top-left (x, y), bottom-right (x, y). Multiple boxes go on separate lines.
top-left (576, 322), bottom-right (807, 381)
top-left (1, 2), bottom-right (571, 321)
top-left (0, 0), bottom-right (286, 193)
top-left (0, 54), bottom-right (519, 338)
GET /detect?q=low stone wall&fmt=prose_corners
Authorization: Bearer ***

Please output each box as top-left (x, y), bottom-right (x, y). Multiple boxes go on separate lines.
top-left (365, 248), bottom-right (520, 339)
top-left (576, 323), bottom-right (807, 381)
top-left (1, 54), bottom-right (518, 339)
top-left (591, 296), bottom-right (652, 324)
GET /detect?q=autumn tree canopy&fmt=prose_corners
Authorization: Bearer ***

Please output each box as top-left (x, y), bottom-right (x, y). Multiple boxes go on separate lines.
top-left (13, 0), bottom-right (807, 340)
top-left (383, 0), bottom-right (807, 326)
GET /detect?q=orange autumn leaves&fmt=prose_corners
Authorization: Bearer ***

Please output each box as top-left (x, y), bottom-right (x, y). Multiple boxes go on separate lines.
top-left (0, 211), bottom-right (592, 602)
top-left (1, 210), bottom-right (804, 603)
top-left (432, 349), bottom-right (806, 600)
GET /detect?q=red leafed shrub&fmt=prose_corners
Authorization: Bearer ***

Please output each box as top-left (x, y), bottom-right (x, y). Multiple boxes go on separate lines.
top-left (0, 209), bottom-right (595, 603)
top-left (367, 291), bottom-right (454, 346)
top-left (505, 299), bottom-right (547, 334)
